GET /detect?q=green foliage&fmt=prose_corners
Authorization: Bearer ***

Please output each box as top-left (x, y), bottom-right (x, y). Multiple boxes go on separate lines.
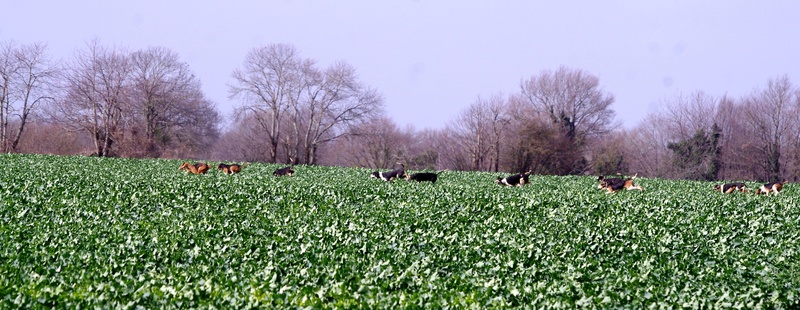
top-left (1, 154), bottom-right (799, 308)
top-left (667, 124), bottom-right (722, 181)
top-left (515, 121), bottom-right (587, 175)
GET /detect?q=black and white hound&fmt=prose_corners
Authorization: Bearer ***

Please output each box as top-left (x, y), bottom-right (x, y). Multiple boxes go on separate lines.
top-left (370, 163), bottom-right (406, 182)
top-left (496, 171), bottom-right (531, 187)
top-left (273, 159), bottom-right (295, 176)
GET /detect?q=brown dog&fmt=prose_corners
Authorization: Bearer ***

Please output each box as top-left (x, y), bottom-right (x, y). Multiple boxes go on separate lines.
top-left (218, 163), bottom-right (248, 174)
top-left (179, 162), bottom-right (210, 174)
top-left (755, 180), bottom-right (786, 196)
top-left (598, 174), bottom-right (643, 193)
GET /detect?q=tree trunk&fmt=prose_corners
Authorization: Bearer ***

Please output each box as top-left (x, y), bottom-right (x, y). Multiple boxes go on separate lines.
top-left (769, 142), bottom-right (781, 182)
top-left (9, 109), bottom-right (28, 152)
top-left (308, 143), bottom-right (317, 165)
top-left (94, 129), bottom-right (103, 156)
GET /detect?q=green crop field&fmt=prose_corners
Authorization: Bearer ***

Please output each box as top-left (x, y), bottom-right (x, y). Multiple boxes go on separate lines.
top-left (1, 153), bottom-right (799, 308)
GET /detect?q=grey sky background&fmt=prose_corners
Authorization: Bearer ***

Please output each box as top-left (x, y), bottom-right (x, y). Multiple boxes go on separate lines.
top-left (3, 1), bottom-right (799, 130)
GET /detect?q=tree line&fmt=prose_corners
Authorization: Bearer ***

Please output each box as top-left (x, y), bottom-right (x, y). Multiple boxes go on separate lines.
top-left (1, 40), bottom-right (219, 158)
top-left (2, 39), bottom-right (798, 182)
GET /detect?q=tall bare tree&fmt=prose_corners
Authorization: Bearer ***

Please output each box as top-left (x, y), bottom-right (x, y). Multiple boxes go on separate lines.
top-left (740, 75), bottom-right (798, 181)
top-left (619, 114), bottom-right (673, 177)
top-left (512, 66), bottom-right (615, 174)
top-left (451, 100), bottom-right (490, 171)
top-left (652, 91), bottom-right (721, 179)
top-left (433, 128), bottom-right (471, 171)
top-left (517, 66), bottom-right (615, 142)
top-left (230, 44), bottom-right (383, 165)
top-left (0, 41), bottom-right (59, 152)
top-left (282, 59), bottom-right (317, 163)
top-left (55, 40), bottom-right (131, 157)
top-left (658, 91), bottom-right (718, 141)
top-left (298, 61), bottom-right (383, 165)
top-left (713, 95), bottom-right (759, 180)
top-left (129, 46), bottom-right (205, 157)
top-left (450, 94), bottom-right (509, 171)
top-left (229, 44), bottom-right (303, 163)
top-left (484, 94), bottom-right (510, 172)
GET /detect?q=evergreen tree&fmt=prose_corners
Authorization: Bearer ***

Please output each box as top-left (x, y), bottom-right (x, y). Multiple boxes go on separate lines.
top-left (667, 124), bottom-right (722, 180)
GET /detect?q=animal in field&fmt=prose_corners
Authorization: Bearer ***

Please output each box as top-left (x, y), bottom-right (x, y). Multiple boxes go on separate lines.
top-left (755, 179), bottom-right (786, 196)
top-left (596, 175), bottom-right (624, 190)
top-left (713, 182), bottom-right (749, 194)
top-left (370, 163), bottom-right (406, 182)
top-left (496, 171), bottom-right (531, 187)
top-left (406, 170), bottom-right (444, 183)
top-left (179, 162), bottom-right (210, 174)
top-left (218, 163), bottom-right (248, 174)
top-left (598, 174), bottom-right (643, 193)
top-left (273, 161), bottom-right (295, 177)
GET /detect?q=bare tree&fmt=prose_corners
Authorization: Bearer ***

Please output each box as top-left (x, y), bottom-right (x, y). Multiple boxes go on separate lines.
top-left (404, 127), bottom-right (440, 170)
top-left (451, 101), bottom-right (490, 171)
top-left (517, 66), bottom-right (615, 143)
top-left (54, 40), bottom-right (131, 157)
top-left (229, 44), bottom-right (303, 163)
top-left (658, 91), bottom-right (718, 141)
top-left (740, 75), bottom-right (798, 181)
top-left (512, 115), bottom-right (586, 175)
top-left (713, 95), bottom-right (762, 180)
top-left (329, 116), bottom-right (412, 169)
top-left (230, 44), bottom-right (383, 165)
top-left (510, 66), bottom-right (615, 174)
top-left (129, 46), bottom-right (207, 157)
top-left (282, 59), bottom-right (318, 163)
top-left (157, 88), bottom-right (220, 159)
top-left (450, 94), bottom-right (509, 171)
top-left (0, 41), bottom-right (59, 152)
top-left (429, 128), bottom-right (469, 171)
top-left (212, 114), bottom-right (271, 162)
top-left (653, 91), bottom-right (721, 179)
top-left (484, 94), bottom-right (510, 172)
top-left (619, 114), bottom-right (673, 177)
top-left (297, 61), bottom-right (383, 165)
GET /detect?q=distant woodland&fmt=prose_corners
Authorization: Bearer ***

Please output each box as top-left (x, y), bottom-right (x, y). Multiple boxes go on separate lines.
top-left (3, 40), bottom-right (799, 182)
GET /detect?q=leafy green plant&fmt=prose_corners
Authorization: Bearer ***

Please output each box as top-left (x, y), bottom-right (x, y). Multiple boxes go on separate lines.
top-left (0, 154), bottom-right (798, 308)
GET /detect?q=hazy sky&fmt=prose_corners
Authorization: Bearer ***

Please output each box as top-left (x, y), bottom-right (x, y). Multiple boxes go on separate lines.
top-left (3, 1), bottom-right (799, 130)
